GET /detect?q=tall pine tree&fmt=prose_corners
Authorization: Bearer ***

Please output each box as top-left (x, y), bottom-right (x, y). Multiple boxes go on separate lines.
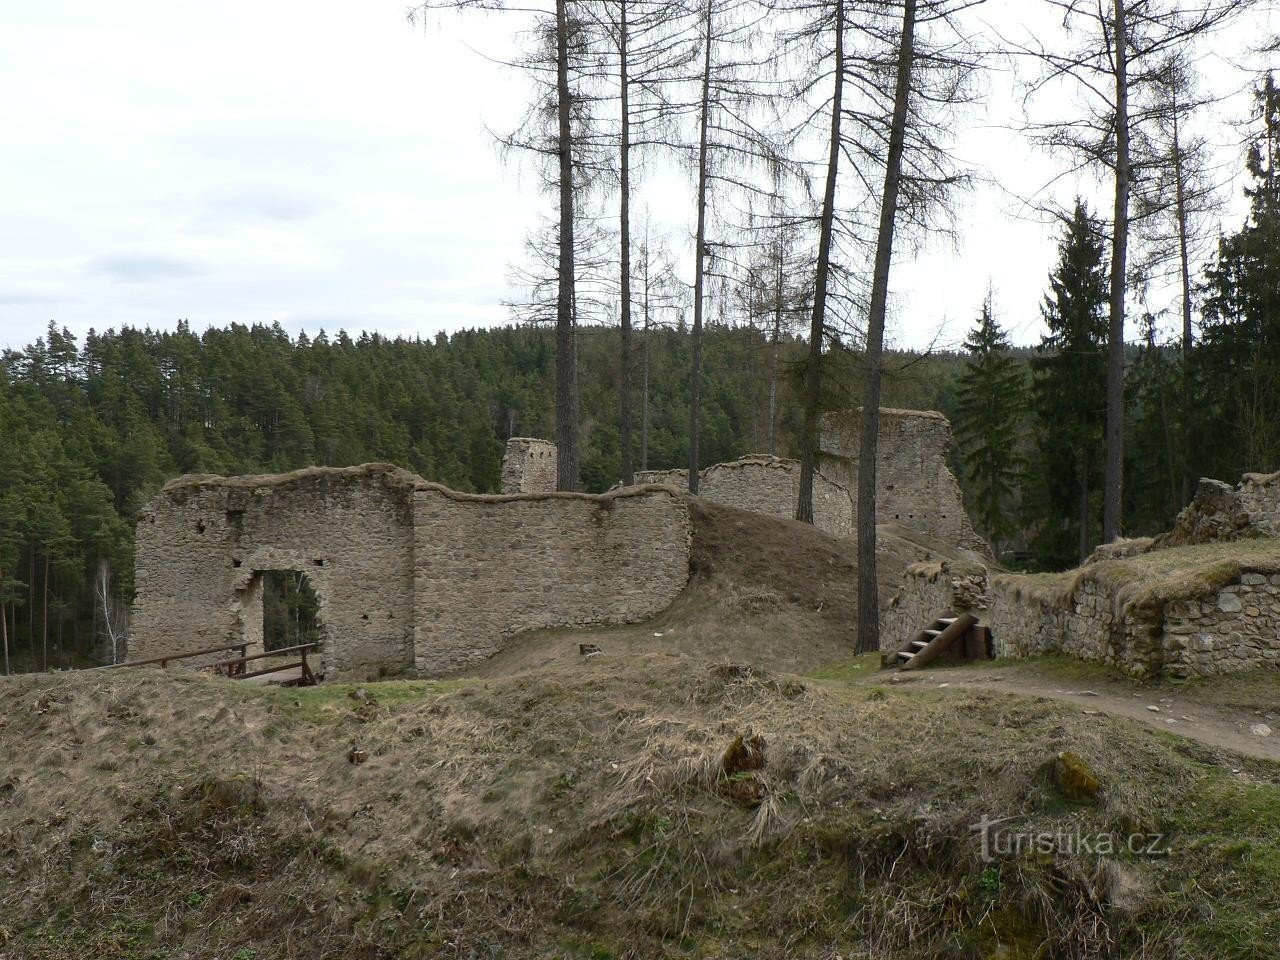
top-left (1030, 201), bottom-right (1110, 568)
top-left (953, 293), bottom-right (1026, 555)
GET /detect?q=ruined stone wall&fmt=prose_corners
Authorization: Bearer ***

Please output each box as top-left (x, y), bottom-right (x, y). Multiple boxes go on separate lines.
top-left (884, 556), bottom-right (1280, 678)
top-left (132, 465), bottom-right (693, 681)
top-left (1161, 472), bottom-right (1280, 546)
top-left (819, 408), bottom-right (990, 556)
top-left (500, 438), bottom-right (559, 494)
top-left (1161, 575), bottom-right (1280, 675)
top-left (411, 485), bottom-right (691, 675)
top-left (131, 464), bottom-right (419, 680)
top-left (631, 457), bottom-right (853, 539)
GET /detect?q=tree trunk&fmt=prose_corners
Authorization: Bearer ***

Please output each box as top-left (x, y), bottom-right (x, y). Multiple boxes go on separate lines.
top-left (768, 241), bottom-right (783, 457)
top-left (796, 0), bottom-right (844, 523)
top-left (1171, 86), bottom-right (1195, 506)
top-left (1079, 451), bottom-right (1091, 563)
top-left (642, 256), bottom-right (652, 472)
top-left (856, 0), bottom-right (917, 655)
top-left (688, 0), bottom-right (713, 494)
top-left (1, 572), bottom-right (9, 676)
top-left (1103, 0), bottom-right (1129, 543)
top-left (555, 0), bottom-right (581, 491)
top-left (41, 554), bottom-right (49, 672)
top-left (618, 0), bottom-right (635, 486)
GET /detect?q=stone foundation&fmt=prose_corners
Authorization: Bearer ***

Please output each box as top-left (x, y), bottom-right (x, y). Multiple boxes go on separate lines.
top-left (131, 464), bottom-right (691, 680)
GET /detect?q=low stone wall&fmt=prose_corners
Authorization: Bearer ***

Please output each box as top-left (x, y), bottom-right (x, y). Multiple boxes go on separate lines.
top-left (883, 553), bottom-right (1280, 678)
top-left (1163, 574), bottom-right (1280, 675)
top-left (412, 485), bottom-right (691, 675)
top-left (132, 465), bottom-right (692, 681)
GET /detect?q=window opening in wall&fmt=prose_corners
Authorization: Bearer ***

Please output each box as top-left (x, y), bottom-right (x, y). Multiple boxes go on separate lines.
top-left (262, 570), bottom-right (320, 652)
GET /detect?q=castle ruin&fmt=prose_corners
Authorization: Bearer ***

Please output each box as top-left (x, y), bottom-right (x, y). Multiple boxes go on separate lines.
top-left (130, 465), bottom-right (690, 680)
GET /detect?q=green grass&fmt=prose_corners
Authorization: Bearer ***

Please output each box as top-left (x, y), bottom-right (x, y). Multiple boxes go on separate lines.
top-left (249, 678), bottom-right (470, 723)
top-left (804, 652), bottom-right (883, 683)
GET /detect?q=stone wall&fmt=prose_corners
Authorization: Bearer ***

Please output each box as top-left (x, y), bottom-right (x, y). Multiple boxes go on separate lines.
top-left (411, 484), bottom-right (691, 674)
top-left (1160, 472), bottom-right (1280, 546)
top-left (131, 465), bottom-right (692, 681)
top-left (500, 438), bottom-right (559, 494)
top-left (819, 408), bottom-right (990, 556)
top-left (131, 464), bottom-right (419, 680)
top-left (632, 456), bottom-right (853, 539)
top-left (883, 554), bottom-right (1280, 678)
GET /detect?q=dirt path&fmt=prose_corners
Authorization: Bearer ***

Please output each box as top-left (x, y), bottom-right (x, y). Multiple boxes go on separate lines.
top-left (893, 664), bottom-right (1280, 762)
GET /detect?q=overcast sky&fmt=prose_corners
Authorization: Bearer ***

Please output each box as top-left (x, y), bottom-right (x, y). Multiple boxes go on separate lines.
top-left (0, 1), bottom-right (1272, 354)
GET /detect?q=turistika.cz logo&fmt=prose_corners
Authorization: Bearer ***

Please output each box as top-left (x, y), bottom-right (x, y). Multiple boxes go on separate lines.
top-left (970, 815), bottom-right (1170, 863)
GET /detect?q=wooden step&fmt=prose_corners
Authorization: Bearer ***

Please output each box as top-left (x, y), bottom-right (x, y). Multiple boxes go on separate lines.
top-left (910, 639), bottom-right (929, 650)
top-left (924, 629), bottom-right (942, 637)
top-left (938, 618), bottom-right (957, 626)
top-left (897, 650), bottom-right (914, 662)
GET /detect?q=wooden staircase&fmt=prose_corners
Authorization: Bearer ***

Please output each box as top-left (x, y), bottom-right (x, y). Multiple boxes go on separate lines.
top-left (894, 612), bottom-right (980, 670)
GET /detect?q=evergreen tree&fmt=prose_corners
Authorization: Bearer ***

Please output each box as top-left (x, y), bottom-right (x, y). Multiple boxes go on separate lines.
top-left (1030, 201), bottom-right (1110, 568)
top-left (1196, 72), bottom-right (1280, 478)
top-left (953, 293), bottom-right (1026, 554)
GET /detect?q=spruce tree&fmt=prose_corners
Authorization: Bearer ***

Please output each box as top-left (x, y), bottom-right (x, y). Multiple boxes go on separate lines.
top-left (1030, 201), bottom-right (1110, 568)
top-left (953, 293), bottom-right (1026, 555)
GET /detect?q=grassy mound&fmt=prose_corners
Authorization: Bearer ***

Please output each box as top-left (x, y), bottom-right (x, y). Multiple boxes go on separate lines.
top-left (1, 660), bottom-right (1277, 959)
top-left (996, 539), bottom-right (1280, 621)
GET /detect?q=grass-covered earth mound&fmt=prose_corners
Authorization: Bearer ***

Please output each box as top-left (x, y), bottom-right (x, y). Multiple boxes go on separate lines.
top-left (2, 658), bottom-right (1277, 959)
top-left (997, 538), bottom-right (1280, 621)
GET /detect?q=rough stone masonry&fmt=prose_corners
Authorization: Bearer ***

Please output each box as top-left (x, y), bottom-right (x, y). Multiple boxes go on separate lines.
top-left (130, 464), bottom-right (691, 680)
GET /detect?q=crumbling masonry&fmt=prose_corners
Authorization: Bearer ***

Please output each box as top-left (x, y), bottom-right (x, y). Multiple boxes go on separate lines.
top-left (130, 464), bottom-right (691, 681)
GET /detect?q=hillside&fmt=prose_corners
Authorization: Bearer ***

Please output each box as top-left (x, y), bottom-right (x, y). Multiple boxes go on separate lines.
top-left (2, 657), bottom-right (1278, 959)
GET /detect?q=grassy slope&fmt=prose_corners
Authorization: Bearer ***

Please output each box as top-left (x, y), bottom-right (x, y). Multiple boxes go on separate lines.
top-left (2, 660), bottom-right (1278, 960)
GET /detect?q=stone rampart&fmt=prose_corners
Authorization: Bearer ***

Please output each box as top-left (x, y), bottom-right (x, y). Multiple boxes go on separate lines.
top-left (411, 484), bottom-right (691, 674)
top-left (819, 408), bottom-right (990, 556)
top-left (131, 465), bottom-right (691, 681)
top-left (633, 456), bottom-right (853, 539)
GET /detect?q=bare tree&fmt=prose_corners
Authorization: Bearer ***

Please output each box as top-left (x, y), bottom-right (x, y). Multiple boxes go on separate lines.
top-left (410, 0), bottom-right (589, 489)
top-left (634, 220), bottom-right (686, 469)
top-left (94, 558), bottom-right (127, 666)
top-left (1131, 52), bottom-right (1227, 502)
top-left (855, 0), bottom-right (919, 653)
top-left (1012, 0), bottom-right (1264, 541)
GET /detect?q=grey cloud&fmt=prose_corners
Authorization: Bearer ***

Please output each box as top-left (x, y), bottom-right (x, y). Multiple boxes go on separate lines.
top-left (206, 185), bottom-right (331, 223)
top-left (87, 254), bottom-right (207, 283)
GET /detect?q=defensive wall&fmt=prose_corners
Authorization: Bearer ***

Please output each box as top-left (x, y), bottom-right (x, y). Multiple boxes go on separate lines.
top-left (131, 463), bottom-right (691, 680)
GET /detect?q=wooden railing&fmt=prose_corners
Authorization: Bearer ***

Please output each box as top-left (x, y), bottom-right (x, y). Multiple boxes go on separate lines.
top-left (210, 643), bottom-right (318, 686)
top-left (109, 641), bottom-right (319, 686)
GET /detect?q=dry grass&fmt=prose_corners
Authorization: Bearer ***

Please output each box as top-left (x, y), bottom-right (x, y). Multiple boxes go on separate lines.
top-left (2, 655), bottom-right (1278, 959)
top-left (996, 539), bottom-right (1280, 621)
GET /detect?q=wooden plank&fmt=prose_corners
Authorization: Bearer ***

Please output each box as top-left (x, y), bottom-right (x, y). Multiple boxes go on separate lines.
top-left (900, 613), bottom-right (978, 671)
